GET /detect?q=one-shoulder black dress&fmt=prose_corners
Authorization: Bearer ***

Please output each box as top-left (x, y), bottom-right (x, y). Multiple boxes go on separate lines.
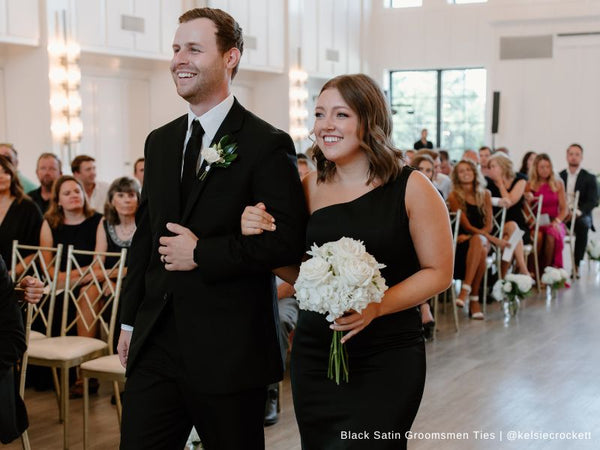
top-left (290, 167), bottom-right (426, 450)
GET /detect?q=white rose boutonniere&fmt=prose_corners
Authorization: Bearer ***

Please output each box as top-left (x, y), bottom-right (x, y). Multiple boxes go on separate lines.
top-left (199, 135), bottom-right (238, 180)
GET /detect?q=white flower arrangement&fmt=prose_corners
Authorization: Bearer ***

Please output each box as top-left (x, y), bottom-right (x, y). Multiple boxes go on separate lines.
top-left (294, 237), bottom-right (387, 384)
top-left (541, 266), bottom-right (569, 290)
top-left (492, 274), bottom-right (534, 316)
top-left (587, 239), bottom-right (600, 261)
top-left (198, 135), bottom-right (238, 180)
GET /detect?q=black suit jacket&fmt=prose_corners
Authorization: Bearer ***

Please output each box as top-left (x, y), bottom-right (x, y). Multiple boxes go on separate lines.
top-left (559, 168), bottom-right (599, 223)
top-left (0, 256), bottom-right (28, 443)
top-left (121, 99), bottom-right (307, 394)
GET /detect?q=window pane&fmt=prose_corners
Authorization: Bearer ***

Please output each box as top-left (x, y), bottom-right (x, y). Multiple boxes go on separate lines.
top-left (390, 71), bottom-right (438, 150)
top-left (387, 0), bottom-right (423, 8)
top-left (441, 68), bottom-right (486, 161)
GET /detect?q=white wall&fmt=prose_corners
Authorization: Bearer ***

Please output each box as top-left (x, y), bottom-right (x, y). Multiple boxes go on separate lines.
top-left (368, 0), bottom-right (600, 173)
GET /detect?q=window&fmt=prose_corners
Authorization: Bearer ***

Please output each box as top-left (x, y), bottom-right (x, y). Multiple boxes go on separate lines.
top-left (385, 0), bottom-right (423, 8)
top-left (448, 0), bottom-right (487, 4)
top-left (389, 68), bottom-right (487, 161)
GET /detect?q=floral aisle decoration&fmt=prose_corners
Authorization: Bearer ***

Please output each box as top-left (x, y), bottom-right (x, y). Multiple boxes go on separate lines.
top-left (294, 237), bottom-right (387, 384)
top-left (541, 266), bottom-right (569, 299)
top-left (492, 274), bottom-right (534, 319)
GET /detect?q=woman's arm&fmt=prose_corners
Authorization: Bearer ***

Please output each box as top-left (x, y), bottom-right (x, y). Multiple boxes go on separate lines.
top-left (556, 181), bottom-right (568, 224)
top-left (334, 171), bottom-right (454, 342)
top-left (498, 178), bottom-right (526, 207)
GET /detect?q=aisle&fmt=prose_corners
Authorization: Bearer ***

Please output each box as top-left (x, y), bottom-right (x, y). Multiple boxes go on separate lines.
top-left (7, 265), bottom-right (600, 449)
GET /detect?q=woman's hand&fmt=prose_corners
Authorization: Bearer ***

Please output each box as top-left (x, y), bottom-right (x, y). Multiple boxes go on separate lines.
top-left (524, 192), bottom-right (535, 202)
top-left (331, 303), bottom-right (381, 344)
top-left (498, 197), bottom-right (511, 208)
top-left (457, 234), bottom-right (471, 244)
top-left (240, 202), bottom-right (276, 236)
top-left (490, 236), bottom-right (510, 249)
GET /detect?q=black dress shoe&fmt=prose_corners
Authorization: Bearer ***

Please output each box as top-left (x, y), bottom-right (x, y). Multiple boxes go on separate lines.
top-left (264, 385), bottom-right (280, 426)
top-left (423, 321), bottom-right (435, 340)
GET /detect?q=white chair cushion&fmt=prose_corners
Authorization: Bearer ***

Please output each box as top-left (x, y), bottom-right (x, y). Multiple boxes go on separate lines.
top-left (80, 354), bottom-right (125, 375)
top-left (28, 336), bottom-right (107, 361)
top-left (29, 330), bottom-right (46, 341)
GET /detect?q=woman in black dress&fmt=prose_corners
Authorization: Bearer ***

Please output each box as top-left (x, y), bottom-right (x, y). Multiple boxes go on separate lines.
top-left (241, 74), bottom-right (453, 449)
top-left (0, 155), bottom-right (43, 268)
top-left (487, 152), bottom-right (530, 277)
top-left (448, 160), bottom-right (500, 319)
top-left (39, 175), bottom-right (102, 395)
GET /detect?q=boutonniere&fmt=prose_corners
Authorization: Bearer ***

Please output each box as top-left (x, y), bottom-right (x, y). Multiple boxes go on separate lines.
top-left (199, 135), bottom-right (238, 181)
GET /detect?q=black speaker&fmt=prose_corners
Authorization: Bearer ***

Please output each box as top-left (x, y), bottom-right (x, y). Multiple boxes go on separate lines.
top-left (491, 91), bottom-right (500, 134)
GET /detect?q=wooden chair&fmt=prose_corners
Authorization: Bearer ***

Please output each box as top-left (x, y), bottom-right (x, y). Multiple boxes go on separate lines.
top-left (564, 190), bottom-right (580, 279)
top-left (522, 195), bottom-right (543, 290)
top-left (25, 245), bottom-right (127, 450)
top-left (433, 209), bottom-right (461, 338)
top-left (10, 241), bottom-right (63, 450)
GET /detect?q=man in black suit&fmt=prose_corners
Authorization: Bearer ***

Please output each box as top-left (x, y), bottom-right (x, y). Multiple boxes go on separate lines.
top-left (0, 256), bottom-right (43, 444)
top-left (117, 7), bottom-right (307, 450)
top-left (559, 144), bottom-right (599, 275)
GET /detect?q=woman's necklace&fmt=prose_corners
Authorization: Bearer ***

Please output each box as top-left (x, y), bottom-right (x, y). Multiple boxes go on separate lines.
top-left (116, 222), bottom-right (136, 240)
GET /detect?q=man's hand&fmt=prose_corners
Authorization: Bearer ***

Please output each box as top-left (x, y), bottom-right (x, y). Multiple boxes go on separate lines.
top-left (117, 329), bottom-right (132, 368)
top-left (158, 223), bottom-right (199, 271)
top-left (18, 276), bottom-right (44, 304)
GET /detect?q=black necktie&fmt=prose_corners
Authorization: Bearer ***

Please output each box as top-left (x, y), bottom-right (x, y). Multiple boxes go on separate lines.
top-left (181, 119), bottom-right (204, 206)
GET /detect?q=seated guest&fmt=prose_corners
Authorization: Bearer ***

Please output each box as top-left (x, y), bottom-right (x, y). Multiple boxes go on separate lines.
top-left (27, 153), bottom-right (62, 214)
top-left (518, 151), bottom-right (536, 180)
top-left (416, 149), bottom-right (451, 199)
top-left (403, 149), bottom-right (415, 165)
top-left (439, 150), bottom-right (452, 176)
top-left (462, 149), bottom-right (479, 165)
top-left (525, 154), bottom-right (568, 269)
top-left (478, 146), bottom-right (492, 178)
top-left (487, 153), bottom-right (530, 276)
top-left (0, 255), bottom-right (43, 444)
top-left (448, 160), bottom-right (507, 320)
top-left (133, 158), bottom-right (144, 188)
top-left (559, 144), bottom-right (599, 276)
top-left (0, 143), bottom-right (37, 193)
top-left (39, 175), bottom-right (103, 396)
top-left (71, 155), bottom-right (109, 213)
top-left (0, 155), bottom-right (43, 267)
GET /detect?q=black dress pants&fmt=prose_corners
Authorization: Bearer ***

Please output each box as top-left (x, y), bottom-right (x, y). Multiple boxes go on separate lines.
top-left (120, 303), bottom-right (267, 450)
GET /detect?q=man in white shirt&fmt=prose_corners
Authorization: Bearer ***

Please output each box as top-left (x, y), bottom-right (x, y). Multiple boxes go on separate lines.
top-left (71, 155), bottom-right (109, 213)
top-left (559, 144), bottom-right (599, 274)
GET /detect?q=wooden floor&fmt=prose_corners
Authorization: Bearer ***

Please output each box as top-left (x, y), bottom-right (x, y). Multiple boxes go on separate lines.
top-left (7, 263), bottom-right (600, 450)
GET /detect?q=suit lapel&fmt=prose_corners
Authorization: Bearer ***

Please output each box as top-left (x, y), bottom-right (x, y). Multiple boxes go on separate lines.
top-left (161, 116), bottom-right (187, 221)
top-left (180, 99), bottom-right (246, 223)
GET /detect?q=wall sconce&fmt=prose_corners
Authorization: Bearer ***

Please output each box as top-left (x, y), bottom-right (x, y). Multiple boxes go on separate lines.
top-left (289, 67), bottom-right (309, 142)
top-left (48, 13), bottom-right (82, 151)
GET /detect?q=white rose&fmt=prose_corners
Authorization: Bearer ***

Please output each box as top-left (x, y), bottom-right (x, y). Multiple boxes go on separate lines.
top-left (515, 276), bottom-right (533, 293)
top-left (335, 237), bottom-right (366, 258)
top-left (201, 146), bottom-right (222, 164)
top-left (296, 257), bottom-right (331, 287)
top-left (336, 259), bottom-right (374, 287)
top-left (559, 269), bottom-right (569, 280)
top-left (503, 282), bottom-right (513, 293)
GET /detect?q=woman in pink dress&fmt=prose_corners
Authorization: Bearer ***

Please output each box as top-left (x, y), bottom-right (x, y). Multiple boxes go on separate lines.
top-left (525, 153), bottom-right (568, 269)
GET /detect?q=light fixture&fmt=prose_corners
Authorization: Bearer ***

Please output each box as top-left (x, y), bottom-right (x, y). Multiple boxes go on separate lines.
top-left (48, 11), bottom-right (83, 153)
top-left (289, 66), bottom-right (309, 142)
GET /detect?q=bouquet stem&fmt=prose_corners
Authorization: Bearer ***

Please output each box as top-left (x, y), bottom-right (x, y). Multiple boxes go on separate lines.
top-left (328, 330), bottom-right (349, 385)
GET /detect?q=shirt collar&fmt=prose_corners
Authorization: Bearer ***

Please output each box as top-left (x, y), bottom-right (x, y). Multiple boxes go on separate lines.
top-left (187, 94), bottom-right (235, 143)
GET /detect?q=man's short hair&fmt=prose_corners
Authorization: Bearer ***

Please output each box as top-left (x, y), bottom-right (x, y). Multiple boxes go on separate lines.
top-left (37, 152), bottom-right (62, 172)
top-left (134, 157), bottom-right (145, 171)
top-left (71, 155), bottom-right (95, 173)
top-left (568, 143), bottom-right (583, 153)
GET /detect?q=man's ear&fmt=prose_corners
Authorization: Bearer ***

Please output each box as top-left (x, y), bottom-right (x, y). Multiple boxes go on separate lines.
top-left (225, 48), bottom-right (241, 71)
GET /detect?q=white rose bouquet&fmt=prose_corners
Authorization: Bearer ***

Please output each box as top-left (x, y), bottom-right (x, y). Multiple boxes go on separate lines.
top-left (492, 274), bottom-right (534, 317)
top-left (587, 239), bottom-right (600, 261)
top-left (541, 266), bottom-right (569, 292)
top-left (294, 237), bottom-right (387, 384)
